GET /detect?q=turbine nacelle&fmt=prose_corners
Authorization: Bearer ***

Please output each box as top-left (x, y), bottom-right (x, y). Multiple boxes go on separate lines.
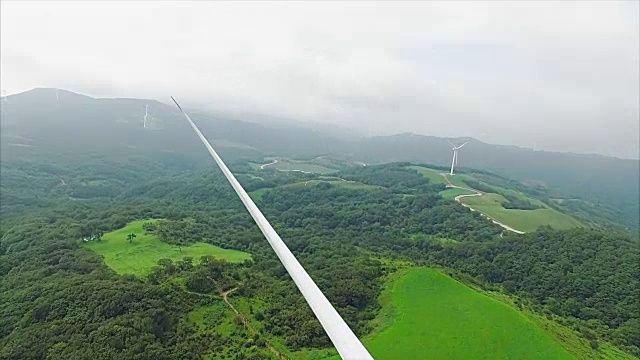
top-left (449, 140), bottom-right (468, 150)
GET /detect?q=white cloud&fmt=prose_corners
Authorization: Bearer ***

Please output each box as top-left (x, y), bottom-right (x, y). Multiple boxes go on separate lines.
top-left (1, 0), bottom-right (638, 158)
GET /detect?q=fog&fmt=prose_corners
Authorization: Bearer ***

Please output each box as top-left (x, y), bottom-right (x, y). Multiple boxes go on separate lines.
top-left (1, 1), bottom-right (638, 158)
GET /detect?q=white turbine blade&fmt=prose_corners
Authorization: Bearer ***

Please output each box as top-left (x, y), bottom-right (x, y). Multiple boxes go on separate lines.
top-left (455, 141), bottom-right (469, 149)
top-left (447, 139), bottom-right (455, 148)
top-left (171, 97), bottom-right (373, 360)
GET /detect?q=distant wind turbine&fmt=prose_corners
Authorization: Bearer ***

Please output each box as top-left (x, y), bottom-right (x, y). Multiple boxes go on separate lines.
top-left (143, 104), bottom-right (148, 128)
top-left (55, 89), bottom-right (59, 103)
top-left (448, 140), bottom-right (468, 175)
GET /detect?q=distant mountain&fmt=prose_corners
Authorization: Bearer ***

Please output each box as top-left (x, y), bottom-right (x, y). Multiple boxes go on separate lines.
top-left (338, 133), bottom-right (639, 230)
top-left (2, 88), bottom-right (637, 229)
top-left (0, 88), bottom-right (339, 162)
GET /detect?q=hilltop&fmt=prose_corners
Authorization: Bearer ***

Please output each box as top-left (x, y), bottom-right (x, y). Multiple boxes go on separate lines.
top-left (2, 88), bottom-right (637, 230)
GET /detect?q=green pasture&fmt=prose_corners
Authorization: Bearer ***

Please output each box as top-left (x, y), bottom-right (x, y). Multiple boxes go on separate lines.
top-left (84, 220), bottom-right (251, 276)
top-left (460, 193), bottom-right (583, 232)
top-left (362, 268), bottom-right (575, 360)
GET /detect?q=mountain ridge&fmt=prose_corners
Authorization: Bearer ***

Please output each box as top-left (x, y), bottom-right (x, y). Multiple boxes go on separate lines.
top-left (2, 88), bottom-right (638, 229)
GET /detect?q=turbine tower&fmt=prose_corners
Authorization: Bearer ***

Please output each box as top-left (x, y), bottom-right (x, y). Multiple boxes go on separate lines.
top-left (143, 104), bottom-right (148, 128)
top-left (448, 140), bottom-right (468, 175)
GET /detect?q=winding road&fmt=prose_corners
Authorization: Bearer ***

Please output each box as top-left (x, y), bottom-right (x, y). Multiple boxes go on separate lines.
top-left (441, 173), bottom-right (525, 235)
top-left (210, 280), bottom-right (289, 360)
top-left (260, 159), bottom-right (278, 169)
top-left (258, 158), bottom-right (523, 235)
top-left (259, 159), bottom-right (313, 174)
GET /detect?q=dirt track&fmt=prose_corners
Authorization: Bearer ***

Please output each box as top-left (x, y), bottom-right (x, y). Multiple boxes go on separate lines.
top-left (441, 173), bottom-right (525, 234)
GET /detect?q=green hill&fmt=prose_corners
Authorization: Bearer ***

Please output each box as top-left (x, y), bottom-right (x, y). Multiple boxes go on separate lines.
top-left (349, 134), bottom-right (639, 230)
top-left (363, 268), bottom-right (574, 360)
top-left (411, 166), bottom-right (583, 233)
top-left (85, 220), bottom-right (251, 276)
top-left (460, 193), bottom-right (583, 232)
top-left (3, 88), bottom-right (636, 229)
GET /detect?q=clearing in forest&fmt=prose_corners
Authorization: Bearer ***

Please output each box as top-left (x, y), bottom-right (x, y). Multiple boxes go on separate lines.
top-left (84, 219), bottom-right (251, 276)
top-left (459, 193), bottom-right (583, 233)
top-left (440, 187), bottom-right (476, 200)
top-left (411, 166), bottom-right (475, 199)
top-left (254, 158), bottom-right (338, 174)
top-left (412, 165), bottom-right (582, 233)
top-left (283, 179), bottom-right (382, 190)
top-left (409, 165), bottom-right (448, 185)
top-left (363, 268), bottom-right (575, 360)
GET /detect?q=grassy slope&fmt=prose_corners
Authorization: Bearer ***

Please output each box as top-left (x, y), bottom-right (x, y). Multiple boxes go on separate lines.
top-left (85, 220), bottom-right (251, 276)
top-left (411, 166), bottom-right (476, 200)
top-left (446, 173), bottom-right (477, 187)
top-left (283, 180), bottom-right (382, 190)
top-left (440, 187), bottom-right (475, 199)
top-left (412, 166), bottom-right (581, 232)
top-left (364, 268), bottom-right (575, 360)
top-left (410, 166), bottom-right (448, 185)
top-left (271, 159), bottom-right (337, 174)
top-left (460, 193), bottom-right (583, 232)
top-left (494, 296), bottom-right (638, 360)
top-left (249, 187), bottom-right (270, 201)
top-left (301, 266), bottom-right (635, 360)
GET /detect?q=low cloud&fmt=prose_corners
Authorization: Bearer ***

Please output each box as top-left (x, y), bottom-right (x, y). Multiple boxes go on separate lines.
top-left (1, 1), bottom-right (638, 158)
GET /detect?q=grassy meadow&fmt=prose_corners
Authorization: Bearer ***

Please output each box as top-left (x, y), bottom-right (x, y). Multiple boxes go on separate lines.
top-left (410, 166), bottom-right (448, 185)
top-left (362, 268), bottom-right (575, 360)
top-left (440, 187), bottom-right (476, 199)
top-left (412, 166), bottom-right (582, 233)
top-left (269, 159), bottom-right (337, 174)
top-left (283, 180), bottom-right (381, 190)
top-left (411, 166), bottom-right (477, 200)
top-left (84, 219), bottom-right (251, 276)
top-left (460, 193), bottom-right (583, 232)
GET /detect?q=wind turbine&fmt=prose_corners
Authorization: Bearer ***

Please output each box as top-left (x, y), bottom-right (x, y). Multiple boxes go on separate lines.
top-left (143, 104), bottom-right (148, 128)
top-left (55, 89), bottom-right (59, 103)
top-left (448, 140), bottom-right (468, 175)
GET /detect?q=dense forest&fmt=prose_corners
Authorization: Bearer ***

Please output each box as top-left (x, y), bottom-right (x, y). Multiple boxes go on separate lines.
top-left (1, 147), bottom-right (638, 359)
top-left (436, 228), bottom-right (639, 355)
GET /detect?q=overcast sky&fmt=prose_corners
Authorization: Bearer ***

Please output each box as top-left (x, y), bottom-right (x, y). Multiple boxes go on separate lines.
top-left (2, 1), bottom-right (638, 158)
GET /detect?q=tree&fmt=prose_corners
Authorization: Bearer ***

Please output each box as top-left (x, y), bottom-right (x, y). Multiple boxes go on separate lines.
top-left (127, 233), bottom-right (137, 243)
top-left (178, 257), bottom-right (193, 271)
